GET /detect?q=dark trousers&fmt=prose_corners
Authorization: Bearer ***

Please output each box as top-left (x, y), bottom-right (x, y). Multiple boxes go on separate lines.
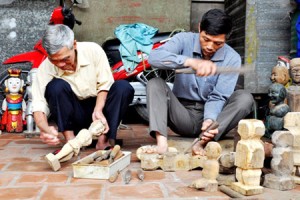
top-left (45, 79), bottom-right (134, 140)
top-left (147, 77), bottom-right (254, 141)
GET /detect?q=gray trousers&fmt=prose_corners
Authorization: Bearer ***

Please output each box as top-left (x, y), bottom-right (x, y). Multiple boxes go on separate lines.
top-left (147, 77), bottom-right (254, 141)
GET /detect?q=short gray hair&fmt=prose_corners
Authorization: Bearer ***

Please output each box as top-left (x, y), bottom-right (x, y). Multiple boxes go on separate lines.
top-left (42, 24), bottom-right (74, 55)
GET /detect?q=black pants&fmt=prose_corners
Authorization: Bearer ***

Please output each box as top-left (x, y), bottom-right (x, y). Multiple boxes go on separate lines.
top-left (45, 78), bottom-right (134, 140)
top-left (147, 77), bottom-right (254, 141)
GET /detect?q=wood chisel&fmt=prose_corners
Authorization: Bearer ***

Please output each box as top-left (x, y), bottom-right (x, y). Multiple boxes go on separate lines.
top-left (183, 121), bottom-right (219, 154)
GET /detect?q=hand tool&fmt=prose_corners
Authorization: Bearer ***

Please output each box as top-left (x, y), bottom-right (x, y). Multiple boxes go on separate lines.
top-left (95, 149), bottom-right (112, 162)
top-left (175, 67), bottom-right (253, 75)
top-left (183, 121), bottom-right (219, 154)
top-left (123, 169), bottom-right (132, 184)
top-left (77, 150), bottom-right (104, 164)
top-left (219, 185), bottom-right (245, 198)
top-left (137, 169), bottom-right (144, 181)
top-left (108, 145), bottom-right (121, 164)
top-left (108, 170), bottom-right (120, 183)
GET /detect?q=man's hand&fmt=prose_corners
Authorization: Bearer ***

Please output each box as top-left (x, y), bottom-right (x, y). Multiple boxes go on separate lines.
top-left (184, 58), bottom-right (217, 76)
top-left (92, 110), bottom-right (109, 134)
top-left (40, 126), bottom-right (61, 145)
top-left (200, 119), bottom-right (219, 142)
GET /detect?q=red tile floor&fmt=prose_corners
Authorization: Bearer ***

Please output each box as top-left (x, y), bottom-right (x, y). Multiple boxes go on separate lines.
top-left (0, 123), bottom-right (300, 200)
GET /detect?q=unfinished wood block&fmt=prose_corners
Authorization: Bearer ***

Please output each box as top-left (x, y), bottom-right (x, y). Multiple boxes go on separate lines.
top-left (189, 142), bottom-right (222, 192)
top-left (263, 131), bottom-right (295, 190)
top-left (284, 112), bottom-right (300, 147)
top-left (232, 119), bottom-right (265, 196)
top-left (235, 120), bottom-right (265, 169)
top-left (45, 153), bottom-right (61, 172)
top-left (231, 182), bottom-right (263, 196)
top-left (287, 86), bottom-right (300, 112)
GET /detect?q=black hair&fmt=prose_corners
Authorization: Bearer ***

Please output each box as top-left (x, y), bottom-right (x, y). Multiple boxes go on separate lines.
top-left (200, 9), bottom-right (233, 36)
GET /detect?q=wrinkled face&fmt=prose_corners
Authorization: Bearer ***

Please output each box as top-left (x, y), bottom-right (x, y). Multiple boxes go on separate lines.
top-left (268, 86), bottom-right (282, 105)
top-left (48, 41), bottom-right (77, 73)
top-left (290, 65), bottom-right (300, 84)
top-left (199, 30), bottom-right (226, 60)
top-left (7, 77), bottom-right (22, 93)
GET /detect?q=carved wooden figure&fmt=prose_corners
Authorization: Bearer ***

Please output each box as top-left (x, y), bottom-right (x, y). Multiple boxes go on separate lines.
top-left (284, 112), bottom-right (300, 184)
top-left (263, 131), bottom-right (295, 190)
top-left (265, 83), bottom-right (290, 137)
top-left (231, 119), bottom-right (265, 196)
top-left (270, 65), bottom-right (290, 87)
top-left (45, 120), bottom-right (105, 171)
top-left (189, 142), bottom-right (222, 192)
top-left (287, 58), bottom-right (300, 111)
top-left (1, 69), bottom-right (26, 133)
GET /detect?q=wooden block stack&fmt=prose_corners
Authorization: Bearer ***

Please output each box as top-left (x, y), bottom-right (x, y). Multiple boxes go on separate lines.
top-left (231, 119), bottom-right (265, 196)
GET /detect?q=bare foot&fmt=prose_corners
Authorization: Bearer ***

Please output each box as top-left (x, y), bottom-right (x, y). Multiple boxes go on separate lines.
top-left (192, 139), bottom-right (207, 156)
top-left (95, 134), bottom-right (111, 150)
top-left (145, 133), bottom-right (168, 154)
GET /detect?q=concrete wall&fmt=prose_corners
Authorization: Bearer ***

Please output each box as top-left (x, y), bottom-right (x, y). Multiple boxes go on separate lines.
top-left (73, 0), bottom-right (191, 45)
top-left (0, 0), bottom-right (58, 70)
top-left (225, 0), bottom-right (293, 93)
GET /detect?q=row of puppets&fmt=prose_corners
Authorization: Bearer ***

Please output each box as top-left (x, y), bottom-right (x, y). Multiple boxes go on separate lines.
top-left (1, 57), bottom-right (300, 134)
top-left (266, 57), bottom-right (300, 137)
top-left (1, 68), bottom-right (37, 133)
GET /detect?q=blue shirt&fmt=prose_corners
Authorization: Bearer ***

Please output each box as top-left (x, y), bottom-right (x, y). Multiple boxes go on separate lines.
top-left (148, 32), bottom-right (241, 120)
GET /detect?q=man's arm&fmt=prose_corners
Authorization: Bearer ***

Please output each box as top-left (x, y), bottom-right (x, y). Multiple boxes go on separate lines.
top-left (92, 90), bottom-right (109, 133)
top-left (33, 111), bottom-right (60, 145)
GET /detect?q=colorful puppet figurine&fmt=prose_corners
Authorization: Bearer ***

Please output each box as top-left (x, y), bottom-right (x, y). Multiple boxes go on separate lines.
top-left (1, 69), bottom-right (26, 133)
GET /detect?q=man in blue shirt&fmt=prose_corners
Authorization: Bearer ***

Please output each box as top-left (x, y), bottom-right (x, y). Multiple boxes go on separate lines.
top-left (147, 9), bottom-right (254, 155)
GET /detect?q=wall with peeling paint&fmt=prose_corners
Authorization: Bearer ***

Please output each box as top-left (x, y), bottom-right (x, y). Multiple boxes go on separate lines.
top-left (72, 0), bottom-right (191, 45)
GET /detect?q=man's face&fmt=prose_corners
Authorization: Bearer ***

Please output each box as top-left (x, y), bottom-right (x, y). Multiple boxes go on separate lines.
top-left (48, 41), bottom-right (77, 72)
top-left (199, 30), bottom-right (226, 60)
top-left (291, 65), bottom-right (300, 84)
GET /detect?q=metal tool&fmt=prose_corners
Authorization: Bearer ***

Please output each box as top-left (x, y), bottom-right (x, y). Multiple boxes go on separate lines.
top-left (183, 121), bottom-right (219, 154)
top-left (137, 169), bottom-right (144, 181)
top-left (175, 67), bottom-right (253, 75)
top-left (123, 169), bottom-right (132, 184)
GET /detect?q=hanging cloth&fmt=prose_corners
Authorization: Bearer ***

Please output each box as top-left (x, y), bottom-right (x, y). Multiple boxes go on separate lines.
top-left (114, 23), bottom-right (158, 72)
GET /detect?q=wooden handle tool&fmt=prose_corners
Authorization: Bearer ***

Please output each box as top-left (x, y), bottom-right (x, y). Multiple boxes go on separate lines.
top-left (175, 67), bottom-right (253, 75)
top-left (108, 145), bottom-right (121, 164)
top-left (183, 121), bottom-right (219, 154)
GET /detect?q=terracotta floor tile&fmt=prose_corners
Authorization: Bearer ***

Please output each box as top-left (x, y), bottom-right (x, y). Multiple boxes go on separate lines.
top-left (40, 184), bottom-right (103, 200)
top-left (0, 133), bottom-right (25, 140)
top-left (0, 187), bottom-right (42, 199)
top-left (106, 183), bottom-right (164, 199)
top-left (164, 181), bottom-right (229, 199)
top-left (16, 173), bottom-right (68, 185)
top-left (0, 139), bottom-right (12, 147)
top-left (0, 174), bottom-right (17, 186)
top-left (0, 163), bottom-right (6, 170)
top-left (6, 161), bottom-right (50, 172)
top-left (0, 124), bottom-right (299, 199)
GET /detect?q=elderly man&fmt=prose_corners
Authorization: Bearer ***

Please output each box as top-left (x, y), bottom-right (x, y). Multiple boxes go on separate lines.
top-left (32, 24), bottom-right (134, 150)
